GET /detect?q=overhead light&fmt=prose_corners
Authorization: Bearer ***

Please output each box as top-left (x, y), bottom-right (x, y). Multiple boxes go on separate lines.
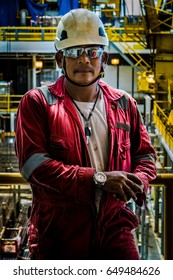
top-left (111, 58), bottom-right (120, 65)
top-left (35, 61), bottom-right (43, 69)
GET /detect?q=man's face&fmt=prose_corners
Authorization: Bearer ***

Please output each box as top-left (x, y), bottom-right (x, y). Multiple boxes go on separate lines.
top-left (63, 45), bottom-right (107, 86)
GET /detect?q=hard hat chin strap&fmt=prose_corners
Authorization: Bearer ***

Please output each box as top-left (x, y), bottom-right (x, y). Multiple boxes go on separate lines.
top-left (62, 59), bottom-right (105, 87)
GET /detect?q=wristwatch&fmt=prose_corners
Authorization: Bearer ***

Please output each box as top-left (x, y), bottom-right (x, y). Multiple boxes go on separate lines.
top-left (93, 171), bottom-right (107, 187)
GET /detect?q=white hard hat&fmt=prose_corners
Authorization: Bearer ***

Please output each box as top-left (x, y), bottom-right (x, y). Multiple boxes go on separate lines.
top-left (54, 8), bottom-right (108, 51)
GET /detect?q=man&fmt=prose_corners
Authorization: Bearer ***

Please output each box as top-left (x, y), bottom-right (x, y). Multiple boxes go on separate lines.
top-left (15, 8), bottom-right (156, 260)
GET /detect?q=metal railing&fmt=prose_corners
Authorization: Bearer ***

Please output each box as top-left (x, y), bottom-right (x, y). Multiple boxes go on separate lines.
top-left (153, 101), bottom-right (173, 152)
top-left (0, 173), bottom-right (28, 185)
top-left (0, 26), bottom-right (146, 43)
top-left (0, 172), bottom-right (173, 259)
top-left (0, 26), bottom-right (56, 41)
top-left (0, 17), bottom-right (171, 43)
top-left (151, 174), bottom-right (173, 260)
top-left (0, 94), bottom-right (23, 113)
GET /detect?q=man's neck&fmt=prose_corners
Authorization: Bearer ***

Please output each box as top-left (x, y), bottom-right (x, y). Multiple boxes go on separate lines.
top-left (65, 79), bottom-right (99, 102)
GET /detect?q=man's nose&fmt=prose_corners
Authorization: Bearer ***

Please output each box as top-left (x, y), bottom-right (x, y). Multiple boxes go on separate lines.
top-left (77, 52), bottom-right (90, 63)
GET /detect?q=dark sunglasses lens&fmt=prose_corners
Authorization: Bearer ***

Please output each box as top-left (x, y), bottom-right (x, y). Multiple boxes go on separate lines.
top-left (64, 48), bottom-right (102, 58)
top-left (76, 49), bottom-right (82, 57)
top-left (91, 50), bottom-right (98, 58)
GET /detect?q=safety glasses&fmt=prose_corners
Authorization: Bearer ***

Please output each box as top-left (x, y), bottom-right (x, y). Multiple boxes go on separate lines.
top-left (63, 47), bottom-right (103, 59)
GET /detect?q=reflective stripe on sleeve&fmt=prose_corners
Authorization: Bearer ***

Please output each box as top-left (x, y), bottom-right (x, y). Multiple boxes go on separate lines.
top-left (21, 153), bottom-right (51, 181)
top-left (133, 153), bottom-right (155, 162)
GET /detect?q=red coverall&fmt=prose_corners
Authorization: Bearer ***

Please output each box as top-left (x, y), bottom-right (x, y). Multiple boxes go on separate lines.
top-left (15, 76), bottom-right (156, 260)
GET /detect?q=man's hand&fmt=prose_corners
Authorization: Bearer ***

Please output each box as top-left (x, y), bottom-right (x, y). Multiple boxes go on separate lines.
top-left (103, 171), bottom-right (143, 202)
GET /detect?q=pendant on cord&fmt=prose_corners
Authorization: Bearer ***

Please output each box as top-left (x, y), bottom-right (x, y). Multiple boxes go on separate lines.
top-left (85, 122), bottom-right (92, 144)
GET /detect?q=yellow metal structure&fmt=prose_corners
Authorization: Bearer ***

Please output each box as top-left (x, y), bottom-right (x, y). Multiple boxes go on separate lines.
top-left (106, 25), bottom-right (146, 43)
top-left (0, 95), bottom-right (22, 113)
top-left (137, 71), bottom-right (155, 93)
top-left (153, 101), bottom-right (173, 152)
top-left (168, 78), bottom-right (173, 110)
top-left (145, 3), bottom-right (173, 31)
top-left (0, 25), bottom-right (147, 43)
top-left (0, 26), bottom-right (56, 41)
top-left (124, 15), bottom-right (147, 34)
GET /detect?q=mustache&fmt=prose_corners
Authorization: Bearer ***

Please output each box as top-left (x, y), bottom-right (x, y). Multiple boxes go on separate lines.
top-left (73, 67), bottom-right (94, 73)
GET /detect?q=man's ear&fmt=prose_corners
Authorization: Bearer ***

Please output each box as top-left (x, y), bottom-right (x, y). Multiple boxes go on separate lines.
top-left (102, 51), bottom-right (108, 68)
top-left (55, 51), bottom-right (63, 68)
top-left (100, 52), bottom-right (109, 78)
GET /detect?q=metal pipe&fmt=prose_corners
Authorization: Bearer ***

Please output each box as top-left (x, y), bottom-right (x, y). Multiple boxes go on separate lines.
top-left (0, 173), bottom-right (28, 185)
top-left (151, 173), bottom-right (173, 183)
top-left (2, 202), bottom-right (6, 226)
top-left (164, 181), bottom-right (173, 260)
top-left (141, 205), bottom-right (145, 259)
top-left (20, 9), bottom-right (28, 26)
top-left (117, 65), bottom-right (119, 89)
top-left (154, 186), bottom-right (159, 233)
top-left (145, 215), bottom-right (150, 259)
top-left (132, 67), bottom-right (134, 97)
top-left (161, 186), bottom-right (164, 255)
top-left (33, 54), bottom-right (37, 88)
top-left (0, 173), bottom-right (172, 186)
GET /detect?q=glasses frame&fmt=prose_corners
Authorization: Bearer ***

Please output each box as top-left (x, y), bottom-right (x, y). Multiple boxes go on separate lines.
top-left (63, 47), bottom-right (104, 59)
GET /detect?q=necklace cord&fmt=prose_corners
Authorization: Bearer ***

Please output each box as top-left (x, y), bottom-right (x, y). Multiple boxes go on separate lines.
top-left (69, 87), bottom-right (100, 123)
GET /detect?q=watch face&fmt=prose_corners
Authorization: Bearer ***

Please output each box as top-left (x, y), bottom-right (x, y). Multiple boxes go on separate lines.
top-left (95, 172), bottom-right (107, 184)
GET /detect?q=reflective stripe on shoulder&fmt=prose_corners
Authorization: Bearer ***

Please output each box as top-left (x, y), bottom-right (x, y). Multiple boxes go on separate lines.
top-left (37, 86), bottom-right (57, 105)
top-left (117, 92), bottom-right (128, 110)
top-left (21, 153), bottom-right (50, 181)
top-left (133, 153), bottom-right (155, 162)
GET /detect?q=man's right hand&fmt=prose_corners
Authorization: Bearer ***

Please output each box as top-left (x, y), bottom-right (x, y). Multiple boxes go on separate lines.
top-left (103, 171), bottom-right (143, 202)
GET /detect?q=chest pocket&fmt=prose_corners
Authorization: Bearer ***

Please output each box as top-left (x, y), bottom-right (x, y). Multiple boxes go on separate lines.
top-left (114, 139), bottom-right (131, 172)
top-left (116, 121), bottom-right (131, 161)
top-left (118, 140), bottom-right (131, 160)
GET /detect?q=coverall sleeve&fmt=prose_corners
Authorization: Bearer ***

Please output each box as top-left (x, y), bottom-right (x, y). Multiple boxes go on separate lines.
top-left (130, 98), bottom-right (157, 204)
top-left (15, 90), bottom-right (95, 205)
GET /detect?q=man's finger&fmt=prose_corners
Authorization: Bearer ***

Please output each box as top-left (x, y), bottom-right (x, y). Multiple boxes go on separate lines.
top-left (127, 173), bottom-right (143, 185)
top-left (123, 184), bottom-right (137, 201)
top-left (126, 178), bottom-right (143, 193)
